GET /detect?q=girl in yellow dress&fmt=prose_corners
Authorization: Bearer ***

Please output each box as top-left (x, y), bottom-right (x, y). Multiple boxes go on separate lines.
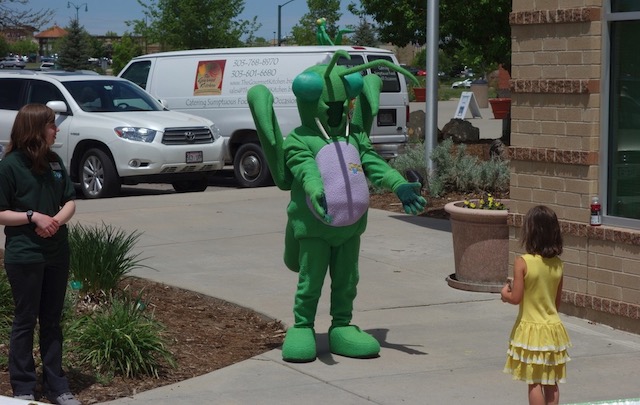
top-left (501, 205), bottom-right (571, 405)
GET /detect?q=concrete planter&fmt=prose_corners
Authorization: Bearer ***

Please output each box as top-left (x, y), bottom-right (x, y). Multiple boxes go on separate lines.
top-left (444, 201), bottom-right (509, 293)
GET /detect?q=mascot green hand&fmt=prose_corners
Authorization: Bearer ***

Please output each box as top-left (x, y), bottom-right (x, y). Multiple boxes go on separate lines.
top-left (248, 50), bottom-right (425, 363)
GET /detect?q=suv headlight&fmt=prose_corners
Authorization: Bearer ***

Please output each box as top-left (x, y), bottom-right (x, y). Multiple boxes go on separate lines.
top-left (114, 127), bottom-right (157, 143)
top-left (210, 123), bottom-right (221, 140)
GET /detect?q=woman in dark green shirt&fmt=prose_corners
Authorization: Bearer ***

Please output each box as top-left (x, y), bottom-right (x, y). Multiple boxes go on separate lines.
top-left (0, 104), bottom-right (79, 405)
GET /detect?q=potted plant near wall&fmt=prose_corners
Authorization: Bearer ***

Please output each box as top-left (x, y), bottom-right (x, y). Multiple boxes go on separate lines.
top-left (410, 76), bottom-right (427, 102)
top-left (488, 63), bottom-right (512, 119)
top-left (444, 194), bottom-right (509, 293)
top-left (424, 137), bottom-right (511, 292)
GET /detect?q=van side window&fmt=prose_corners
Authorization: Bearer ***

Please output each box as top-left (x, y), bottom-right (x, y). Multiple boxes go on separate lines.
top-left (367, 55), bottom-right (401, 93)
top-left (338, 55), bottom-right (366, 75)
top-left (26, 81), bottom-right (65, 105)
top-left (0, 78), bottom-right (25, 110)
top-left (121, 61), bottom-right (151, 89)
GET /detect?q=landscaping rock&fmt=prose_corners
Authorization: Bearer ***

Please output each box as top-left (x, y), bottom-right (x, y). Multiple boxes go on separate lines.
top-left (440, 118), bottom-right (480, 143)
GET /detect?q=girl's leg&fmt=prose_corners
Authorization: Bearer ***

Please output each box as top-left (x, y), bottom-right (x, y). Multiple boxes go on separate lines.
top-left (528, 384), bottom-right (545, 405)
top-left (5, 263), bottom-right (45, 397)
top-left (544, 384), bottom-right (559, 405)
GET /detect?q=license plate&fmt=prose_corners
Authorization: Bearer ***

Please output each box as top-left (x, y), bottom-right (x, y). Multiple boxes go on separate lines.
top-left (186, 151), bottom-right (203, 163)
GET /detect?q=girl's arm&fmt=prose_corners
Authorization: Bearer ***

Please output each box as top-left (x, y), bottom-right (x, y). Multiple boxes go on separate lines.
top-left (501, 256), bottom-right (526, 305)
top-left (556, 276), bottom-right (564, 310)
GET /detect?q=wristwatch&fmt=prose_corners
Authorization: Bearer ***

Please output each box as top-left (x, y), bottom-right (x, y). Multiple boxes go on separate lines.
top-left (26, 210), bottom-right (33, 224)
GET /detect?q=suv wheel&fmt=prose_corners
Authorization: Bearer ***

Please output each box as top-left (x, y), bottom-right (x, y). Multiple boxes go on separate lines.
top-left (80, 148), bottom-right (121, 198)
top-left (233, 143), bottom-right (272, 188)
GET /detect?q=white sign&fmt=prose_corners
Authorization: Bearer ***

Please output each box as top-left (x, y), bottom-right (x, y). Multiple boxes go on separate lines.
top-left (454, 91), bottom-right (482, 119)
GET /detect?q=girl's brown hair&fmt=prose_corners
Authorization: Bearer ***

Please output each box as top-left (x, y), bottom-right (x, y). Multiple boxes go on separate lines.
top-left (5, 103), bottom-right (57, 173)
top-left (521, 205), bottom-right (563, 258)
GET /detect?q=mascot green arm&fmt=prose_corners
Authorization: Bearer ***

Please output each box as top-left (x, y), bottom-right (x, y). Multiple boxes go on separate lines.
top-left (247, 84), bottom-right (293, 190)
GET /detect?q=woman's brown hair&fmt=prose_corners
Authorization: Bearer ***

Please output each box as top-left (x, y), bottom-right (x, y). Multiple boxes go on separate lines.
top-left (521, 205), bottom-right (563, 258)
top-left (5, 103), bottom-right (57, 173)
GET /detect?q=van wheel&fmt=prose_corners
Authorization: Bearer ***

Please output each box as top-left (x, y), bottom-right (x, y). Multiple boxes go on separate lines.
top-left (172, 177), bottom-right (209, 193)
top-left (79, 148), bottom-right (121, 199)
top-left (233, 143), bottom-right (272, 187)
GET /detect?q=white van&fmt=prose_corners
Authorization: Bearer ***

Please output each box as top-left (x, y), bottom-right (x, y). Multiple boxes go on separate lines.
top-left (119, 46), bottom-right (411, 187)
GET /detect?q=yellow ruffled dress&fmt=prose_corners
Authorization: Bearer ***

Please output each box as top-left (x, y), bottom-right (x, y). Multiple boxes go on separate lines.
top-left (504, 254), bottom-right (572, 384)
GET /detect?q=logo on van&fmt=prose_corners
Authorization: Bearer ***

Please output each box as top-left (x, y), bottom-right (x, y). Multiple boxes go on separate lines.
top-left (194, 60), bottom-right (226, 96)
top-left (185, 131), bottom-right (195, 141)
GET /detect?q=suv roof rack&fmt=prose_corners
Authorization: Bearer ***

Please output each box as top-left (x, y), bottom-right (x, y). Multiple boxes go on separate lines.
top-left (36, 70), bottom-right (99, 76)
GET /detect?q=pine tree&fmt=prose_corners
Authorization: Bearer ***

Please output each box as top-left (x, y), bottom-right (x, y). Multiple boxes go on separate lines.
top-left (57, 19), bottom-right (92, 70)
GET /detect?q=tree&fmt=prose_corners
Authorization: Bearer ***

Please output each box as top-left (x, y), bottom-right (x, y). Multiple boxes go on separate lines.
top-left (352, 0), bottom-right (511, 75)
top-left (350, 18), bottom-right (378, 47)
top-left (9, 38), bottom-right (36, 56)
top-left (246, 36), bottom-right (272, 47)
top-left (0, 0), bottom-right (53, 30)
top-left (130, 0), bottom-right (260, 50)
top-left (290, 0), bottom-right (342, 46)
top-left (0, 34), bottom-right (9, 56)
top-left (57, 19), bottom-right (92, 70)
top-left (111, 33), bottom-right (142, 75)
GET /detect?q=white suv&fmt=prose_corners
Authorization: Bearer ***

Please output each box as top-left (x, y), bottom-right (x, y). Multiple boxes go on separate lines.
top-left (0, 71), bottom-right (225, 198)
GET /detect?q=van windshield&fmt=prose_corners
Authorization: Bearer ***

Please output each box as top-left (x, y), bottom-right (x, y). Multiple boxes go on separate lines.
top-left (63, 80), bottom-right (163, 112)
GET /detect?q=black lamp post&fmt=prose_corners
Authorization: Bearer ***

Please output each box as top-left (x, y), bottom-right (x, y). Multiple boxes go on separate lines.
top-left (67, 1), bottom-right (88, 22)
top-left (277, 0), bottom-right (295, 46)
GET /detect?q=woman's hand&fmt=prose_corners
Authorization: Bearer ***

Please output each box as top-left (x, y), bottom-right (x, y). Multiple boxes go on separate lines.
top-left (33, 212), bottom-right (60, 238)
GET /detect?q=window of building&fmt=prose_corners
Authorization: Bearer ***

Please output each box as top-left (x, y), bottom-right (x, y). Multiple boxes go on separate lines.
top-left (606, 6), bottom-right (640, 224)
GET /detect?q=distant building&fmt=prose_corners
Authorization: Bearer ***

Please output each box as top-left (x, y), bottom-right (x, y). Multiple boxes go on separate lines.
top-left (0, 25), bottom-right (37, 43)
top-left (34, 25), bottom-right (68, 59)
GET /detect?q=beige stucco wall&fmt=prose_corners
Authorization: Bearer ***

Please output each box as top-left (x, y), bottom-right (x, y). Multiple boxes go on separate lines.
top-left (509, 0), bottom-right (640, 333)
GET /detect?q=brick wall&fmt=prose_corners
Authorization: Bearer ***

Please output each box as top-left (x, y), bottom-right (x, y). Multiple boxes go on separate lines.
top-left (509, 0), bottom-right (640, 333)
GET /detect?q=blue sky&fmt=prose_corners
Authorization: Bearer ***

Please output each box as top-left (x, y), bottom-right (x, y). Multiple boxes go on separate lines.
top-left (21, 0), bottom-right (358, 41)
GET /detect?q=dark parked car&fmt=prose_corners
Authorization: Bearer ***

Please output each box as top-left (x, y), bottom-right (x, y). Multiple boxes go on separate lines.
top-left (0, 56), bottom-right (26, 69)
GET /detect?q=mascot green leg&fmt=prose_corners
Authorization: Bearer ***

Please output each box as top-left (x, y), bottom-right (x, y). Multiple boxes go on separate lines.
top-left (282, 235), bottom-right (380, 361)
top-left (328, 236), bottom-right (380, 358)
top-left (282, 238), bottom-right (330, 362)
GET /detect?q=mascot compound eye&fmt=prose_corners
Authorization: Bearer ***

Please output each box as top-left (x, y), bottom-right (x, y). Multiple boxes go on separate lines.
top-left (292, 72), bottom-right (324, 102)
top-left (342, 73), bottom-right (363, 100)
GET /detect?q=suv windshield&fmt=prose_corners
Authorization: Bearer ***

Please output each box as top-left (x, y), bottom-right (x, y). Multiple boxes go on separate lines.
top-left (63, 80), bottom-right (163, 112)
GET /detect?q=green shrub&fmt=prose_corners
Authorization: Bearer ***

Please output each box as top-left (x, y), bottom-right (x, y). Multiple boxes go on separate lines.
top-left (389, 143), bottom-right (429, 187)
top-left (70, 294), bottom-right (175, 378)
top-left (69, 223), bottom-right (149, 295)
top-left (388, 138), bottom-right (509, 198)
top-left (0, 270), bottom-right (12, 367)
top-left (428, 138), bottom-right (509, 197)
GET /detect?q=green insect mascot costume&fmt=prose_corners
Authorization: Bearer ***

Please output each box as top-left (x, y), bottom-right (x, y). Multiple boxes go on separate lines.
top-left (247, 50), bottom-right (426, 363)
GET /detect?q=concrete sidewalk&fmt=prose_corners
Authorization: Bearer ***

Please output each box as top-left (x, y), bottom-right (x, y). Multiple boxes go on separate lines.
top-left (51, 187), bottom-right (640, 405)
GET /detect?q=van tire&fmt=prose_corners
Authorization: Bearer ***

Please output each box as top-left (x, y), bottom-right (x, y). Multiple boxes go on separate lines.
top-left (172, 177), bottom-right (209, 193)
top-left (233, 143), bottom-right (272, 187)
top-left (79, 148), bottom-right (121, 199)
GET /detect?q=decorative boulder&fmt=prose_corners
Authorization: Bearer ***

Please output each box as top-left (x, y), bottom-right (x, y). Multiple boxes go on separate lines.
top-left (440, 119), bottom-right (480, 143)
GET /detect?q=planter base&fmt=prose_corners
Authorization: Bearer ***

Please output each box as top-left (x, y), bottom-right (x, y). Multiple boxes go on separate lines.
top-left (446, 273), bottom-right (502, 293)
